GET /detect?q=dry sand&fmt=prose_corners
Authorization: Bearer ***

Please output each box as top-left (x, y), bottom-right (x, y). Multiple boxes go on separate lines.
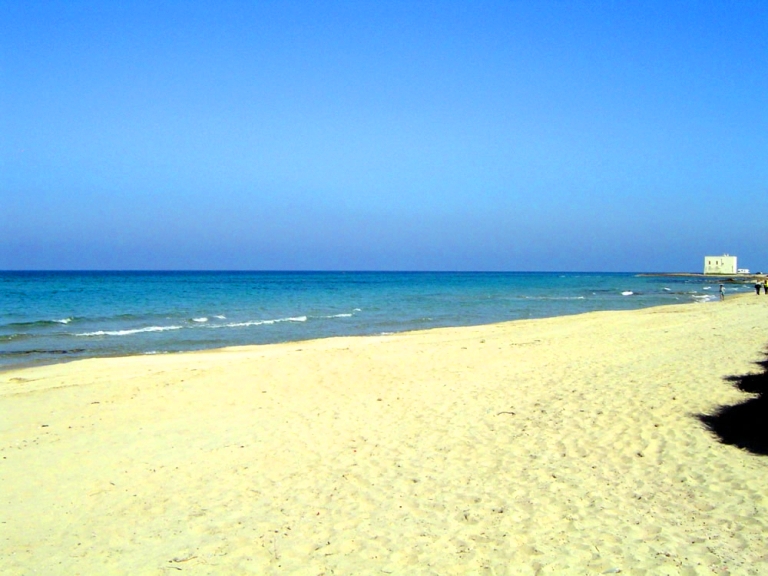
top-left (2, 295), bottom-right (768, 575)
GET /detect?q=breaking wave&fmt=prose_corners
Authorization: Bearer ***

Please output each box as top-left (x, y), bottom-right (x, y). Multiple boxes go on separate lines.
top-left (224, 316), bottom-right (308, 328)
top-left (77, 325), bottom-right (184, 337)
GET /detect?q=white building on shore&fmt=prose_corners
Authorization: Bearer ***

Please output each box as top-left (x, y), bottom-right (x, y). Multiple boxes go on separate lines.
top-left (704, 254), bottom-right (737, 275)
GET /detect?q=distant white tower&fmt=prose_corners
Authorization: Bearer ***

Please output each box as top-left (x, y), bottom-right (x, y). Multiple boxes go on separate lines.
top-left (704, 254), bottom-right (737, 274)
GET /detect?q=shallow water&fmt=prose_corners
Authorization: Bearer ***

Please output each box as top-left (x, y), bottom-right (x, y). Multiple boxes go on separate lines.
top-left (0, 271), bottom-right (749, 369)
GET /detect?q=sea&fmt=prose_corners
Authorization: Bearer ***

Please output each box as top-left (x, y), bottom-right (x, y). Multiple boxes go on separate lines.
top-left (0, 271), bottom-right (749, 371)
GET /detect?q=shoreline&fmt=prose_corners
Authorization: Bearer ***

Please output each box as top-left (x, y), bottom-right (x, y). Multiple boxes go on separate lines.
top-left (0, 294), bottom-right (742, 377)
top-left (1, 270), bottom-right (736, 375)
top-left (3, 293), bottom-right (768, 574)
top-left (0, 294), bottom-right (728, 374)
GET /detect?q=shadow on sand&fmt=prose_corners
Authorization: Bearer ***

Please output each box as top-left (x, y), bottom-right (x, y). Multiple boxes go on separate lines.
top-left (699, 355), bottom-right (768, 456)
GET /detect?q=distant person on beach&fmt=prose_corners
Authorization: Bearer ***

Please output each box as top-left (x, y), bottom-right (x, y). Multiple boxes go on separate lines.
top-left (756, 282), bottom-right (762, 295)
top-left (720, 284), bottom-right (725, 301)
top-left (763, 279), bottom-right (767, 295)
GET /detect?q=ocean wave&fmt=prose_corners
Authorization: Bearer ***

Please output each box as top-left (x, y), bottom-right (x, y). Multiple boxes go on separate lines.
top-left (4, 317), bottom-right (80, 329)
top-left (692, 294), bottom-right (716, 303)
top-left (223, 320), bottom-right (273, 328)
top-left (223, 316), bottom-right (307, 328)
top-left (1, 333), bottom-right (33, 342)
top-left (76, 325), bottom-right (184, 337)
top-left (621, 291), bottom-right (634, 296)
top-left (74, 314), bottom-right (313, 337)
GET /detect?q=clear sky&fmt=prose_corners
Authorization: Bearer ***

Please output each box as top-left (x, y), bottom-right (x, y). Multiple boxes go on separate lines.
top-left (2, 0), bottom-right (766, 271)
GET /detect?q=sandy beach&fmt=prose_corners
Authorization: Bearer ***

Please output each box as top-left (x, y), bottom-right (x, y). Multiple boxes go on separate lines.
top-left (2, 294), bottom-right (768, 575)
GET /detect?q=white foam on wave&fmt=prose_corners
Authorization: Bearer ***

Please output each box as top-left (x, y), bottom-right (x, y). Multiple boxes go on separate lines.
top-left (192, 317), bottom-right (208, 323)
top-left (55, 318), bottom-right (73, 324)
top-left (621, 291), bottom-right (634, 296)
top-left (327, 313), bottom-right (353, 318)
top-left (225, 320), bottom-right (275, 328)
top-left (692, 294), bottom-right (716, 303)
top-left (224, 315), bottom-right (307, 328)
top-left (703, 286), bottom-right (711, 290)
top-left (214, 315), bottom-right (226, 319)
top-left (663, 287), bottom-right (671, 291)
top-left (77, 325), bottom-right (184, 337)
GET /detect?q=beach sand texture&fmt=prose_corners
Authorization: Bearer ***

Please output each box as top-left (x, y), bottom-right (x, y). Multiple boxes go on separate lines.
top-left (2, 295), bottom-right (768, 575)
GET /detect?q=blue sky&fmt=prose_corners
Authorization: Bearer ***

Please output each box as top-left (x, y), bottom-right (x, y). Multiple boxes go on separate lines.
top-left (2, 1), bottom-right (766, 271)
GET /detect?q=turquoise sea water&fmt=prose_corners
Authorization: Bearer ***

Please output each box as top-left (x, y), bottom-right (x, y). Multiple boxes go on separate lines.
top-left (0, 271), bottom-right (749, 370)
